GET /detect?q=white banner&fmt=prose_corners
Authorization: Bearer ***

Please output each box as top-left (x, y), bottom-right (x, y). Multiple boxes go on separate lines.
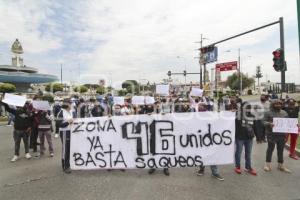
top-left (69, 112), bottom-right (236, 170)
top-left (273, 118), bottom-right (299, 134)
top-left (32, 100), bottom-right (51, 111)
top-left (2, 93), bottom-right (26, 107)
top-left (156, 84), bottom-right (169, 96)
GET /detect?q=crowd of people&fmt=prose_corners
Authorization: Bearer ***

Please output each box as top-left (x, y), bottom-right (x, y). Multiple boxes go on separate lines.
top-left (0, 92), bottom-right (299, 181)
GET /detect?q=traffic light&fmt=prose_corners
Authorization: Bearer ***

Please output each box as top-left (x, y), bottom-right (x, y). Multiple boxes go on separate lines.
top-left (183, 70), bottom-right (186, 76)
top-left (272, 48), bottom-right (284, 72)
top-left (200, 45), bottom-right (215, 54)
top-left (167, 70), bottom-right (171, 76)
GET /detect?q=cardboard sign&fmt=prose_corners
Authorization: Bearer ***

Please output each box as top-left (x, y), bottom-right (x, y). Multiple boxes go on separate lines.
top-left (132, 96), bottom-right (145, 105)
top-left (32, 100), bottom-right (51, 111)
top-left (273, 118), bottom-right (299, 134)
top-left (2, 93), bottom-right (26, 107)
top-left (190, 88), bottom-right (203, 97)
top-left (145, 96), bottom-right (155, 105)
top-left (156, 84), bottom-right (169, 96)
top-left (113, 97), bottom-right (125, 105)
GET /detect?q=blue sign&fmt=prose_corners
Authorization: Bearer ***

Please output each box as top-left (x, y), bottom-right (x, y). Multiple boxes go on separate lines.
top-left (201, 47), bottom-right (218, 64)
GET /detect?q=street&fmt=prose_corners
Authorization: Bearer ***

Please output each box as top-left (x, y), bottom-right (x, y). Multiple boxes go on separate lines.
top-left (0, 125), bottom-right (299, 200)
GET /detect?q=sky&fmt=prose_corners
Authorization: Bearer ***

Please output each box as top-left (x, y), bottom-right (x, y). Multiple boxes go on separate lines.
top-left (0, 0), bottom-right (299, 89)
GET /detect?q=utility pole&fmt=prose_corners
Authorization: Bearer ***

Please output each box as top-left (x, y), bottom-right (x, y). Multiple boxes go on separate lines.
top-left (60, 64), bottom-right (63, 84)
top-left (238, 48), bottom-right (242, 95)
top-left (279, 17), bottom-right (285, 93)
top-left (199, 34), bottom-right (203, 88)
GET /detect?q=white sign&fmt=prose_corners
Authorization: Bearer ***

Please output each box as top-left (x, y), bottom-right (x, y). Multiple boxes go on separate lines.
top-left (113, 97), bottom-right (125, 105)
top-left (69, 112), bottom-right (236, 170)
top-left (2, 93), bottom-right (26, 107)
top-left (190, 88), bottom-right (203, 97)
top-left (145, 96), bottom-right (155, 105)
top-left (156, 84), bottom-right (169, 96)
top-left (273, 118), bottom-right (299, 134)
top-left (32, 100), bottom-right (51, 111)
top-left (132, 96), bottom-right (145, 105)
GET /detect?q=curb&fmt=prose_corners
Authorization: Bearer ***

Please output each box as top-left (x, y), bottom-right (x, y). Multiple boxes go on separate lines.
top-left (285, 144), bottom-right (300, 157)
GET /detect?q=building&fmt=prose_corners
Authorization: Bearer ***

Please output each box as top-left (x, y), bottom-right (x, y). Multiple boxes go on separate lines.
top-left (0, 39), bottom-right (58, 92)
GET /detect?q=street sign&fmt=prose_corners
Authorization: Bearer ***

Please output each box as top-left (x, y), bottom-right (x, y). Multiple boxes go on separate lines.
top-left (216, 61), bottom-right (238, 72)
top-left (200, 46), bottom-right (218, 64)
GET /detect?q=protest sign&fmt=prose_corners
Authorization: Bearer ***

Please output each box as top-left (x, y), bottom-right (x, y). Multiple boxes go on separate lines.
top-left (32, 100), bottom-right (51, 111)
top-left (113, 97), bottom-right (125, 105)
top-left (145, 96), bottom-right (155, 105)
top-left (190, 88), bottom-right (203, 97)
top-left (132, 96), bottom-right (145, 105)
top-left (68, 111), bottom-right (236, 170)
top-left (273, 118), bottom-right (299, 134)
top-left (156, 84), bottom-right (169, 96)
top-left (2, 93), bottom-right (26, 107)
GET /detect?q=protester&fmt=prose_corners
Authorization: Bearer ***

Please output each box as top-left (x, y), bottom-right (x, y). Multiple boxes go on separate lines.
top-left (253, 94), bottom-right (269, 143)
top-left (146, 102), bottom-right (170, 176)
top-left (53, 98), bottom-right (62, 138)
top-left (283, 99), bottom-right (299, 160)
top-left (234, 102), bottom-right (257, 175)
top-left (190, 95), bottom-right (224, 181)
top-left (56, 99), bottom-right (74, 173)
top-left (36, 110), bottom-right (54, 157)
top-left (263, 99), bottom-right (291, 173)
top-left (91, 103), bottom-right (105, 117)
top-left (1, 101), bottom-right (33, 162)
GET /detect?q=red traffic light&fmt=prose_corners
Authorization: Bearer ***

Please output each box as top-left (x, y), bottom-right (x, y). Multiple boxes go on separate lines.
top-left (272, 50), bottom-right (281, 59)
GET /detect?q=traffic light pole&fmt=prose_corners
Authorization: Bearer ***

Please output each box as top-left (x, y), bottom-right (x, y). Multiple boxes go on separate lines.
top-left (279, 17), bottom-right (285, 93)
top-left (200, 34), bottom-right (203, 89)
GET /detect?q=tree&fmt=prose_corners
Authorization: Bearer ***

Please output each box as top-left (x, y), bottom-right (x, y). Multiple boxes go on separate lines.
top-left (0, 83), bottom-right (16, 93)
top-left (79, 85), bottom-right (88, 93)
top-left (226, 73), bottom-right (254, 91)
top-left (117, 89), bottom-right (127, 96)
top-left (96, 86), bottom-right (106, 95)
top-left (122, 80), bottom-right (139, 94)
top-left (45, 83), bottom-right (63, 93)
top-left (255, 66), bottom-right (263, 93)
top-left (41, 94), bottom-right (54, 103)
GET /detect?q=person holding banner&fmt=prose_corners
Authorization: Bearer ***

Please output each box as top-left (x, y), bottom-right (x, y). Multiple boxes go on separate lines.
top-left (283, 99), bottom-right (299, 160)
top-left (1, 100), bottom-right (33, 162)
top-left (263, 99), bottom-right (291, 173)
top-left (56, 99), bottom-right (74, 173)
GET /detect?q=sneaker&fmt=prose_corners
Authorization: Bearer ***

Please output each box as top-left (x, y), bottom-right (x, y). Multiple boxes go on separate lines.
top-left (11, 155), bottom-right (18, 162)
top-left (148, 169), bottom-right (156, 175)
top-left (50, 153), bottom-right (54, 157)
top-left (196, 169), bottom-right (204, 176)
top-left (234, 167), bottom-right (242, 174)
top-left (264, 163), bottom-right (271, 172)
top-left (25, 153), bottom-right (31, 159)
top-left (211, 174), bottom-right (224, 181)
top-left (289, 154), bottom-right (299, 160)
top-left (163, 168), bottom-right (170, 176)
top-left (54, 134), bottom-right (59, 138)
top-left (278, 165), bottom-right (291, 173)
top-left (244, 168), bottom-right (257, 176)
top-left (64, 168), bottom-right (72, 174)
top-left (34, 152), bottom-right (40, 158)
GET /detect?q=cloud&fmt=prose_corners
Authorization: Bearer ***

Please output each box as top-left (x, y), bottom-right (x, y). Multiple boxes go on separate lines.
top-left (0, 0), bottom-right (298, 85)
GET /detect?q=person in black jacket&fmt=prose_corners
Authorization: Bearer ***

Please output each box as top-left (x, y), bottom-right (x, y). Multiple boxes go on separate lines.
top-left (234, 102), bottom-right (257, 175)
top-left (1, 101), bottom-right (33, 162)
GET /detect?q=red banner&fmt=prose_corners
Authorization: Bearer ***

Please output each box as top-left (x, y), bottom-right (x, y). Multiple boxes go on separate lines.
top-left (216, 61), bottom-right (238, 72)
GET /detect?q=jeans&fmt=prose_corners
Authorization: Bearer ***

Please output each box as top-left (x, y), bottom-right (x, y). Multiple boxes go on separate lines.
top-left (235, 139), bottom-right (253, 169)
top-left (13, 130), bottom-right (29, 156)
top-left (200, 165), bottom-right (219, 176)
top-left (266, 136), bottom-right (285, 163)
top-left (30, 127), bottom-right (38, 152)
top-left (38, 130), bottom-right (54, 154)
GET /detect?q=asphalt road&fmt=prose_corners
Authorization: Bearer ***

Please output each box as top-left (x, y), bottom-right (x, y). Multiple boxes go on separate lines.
top-left (0, 125), bottom-right (299, 200)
